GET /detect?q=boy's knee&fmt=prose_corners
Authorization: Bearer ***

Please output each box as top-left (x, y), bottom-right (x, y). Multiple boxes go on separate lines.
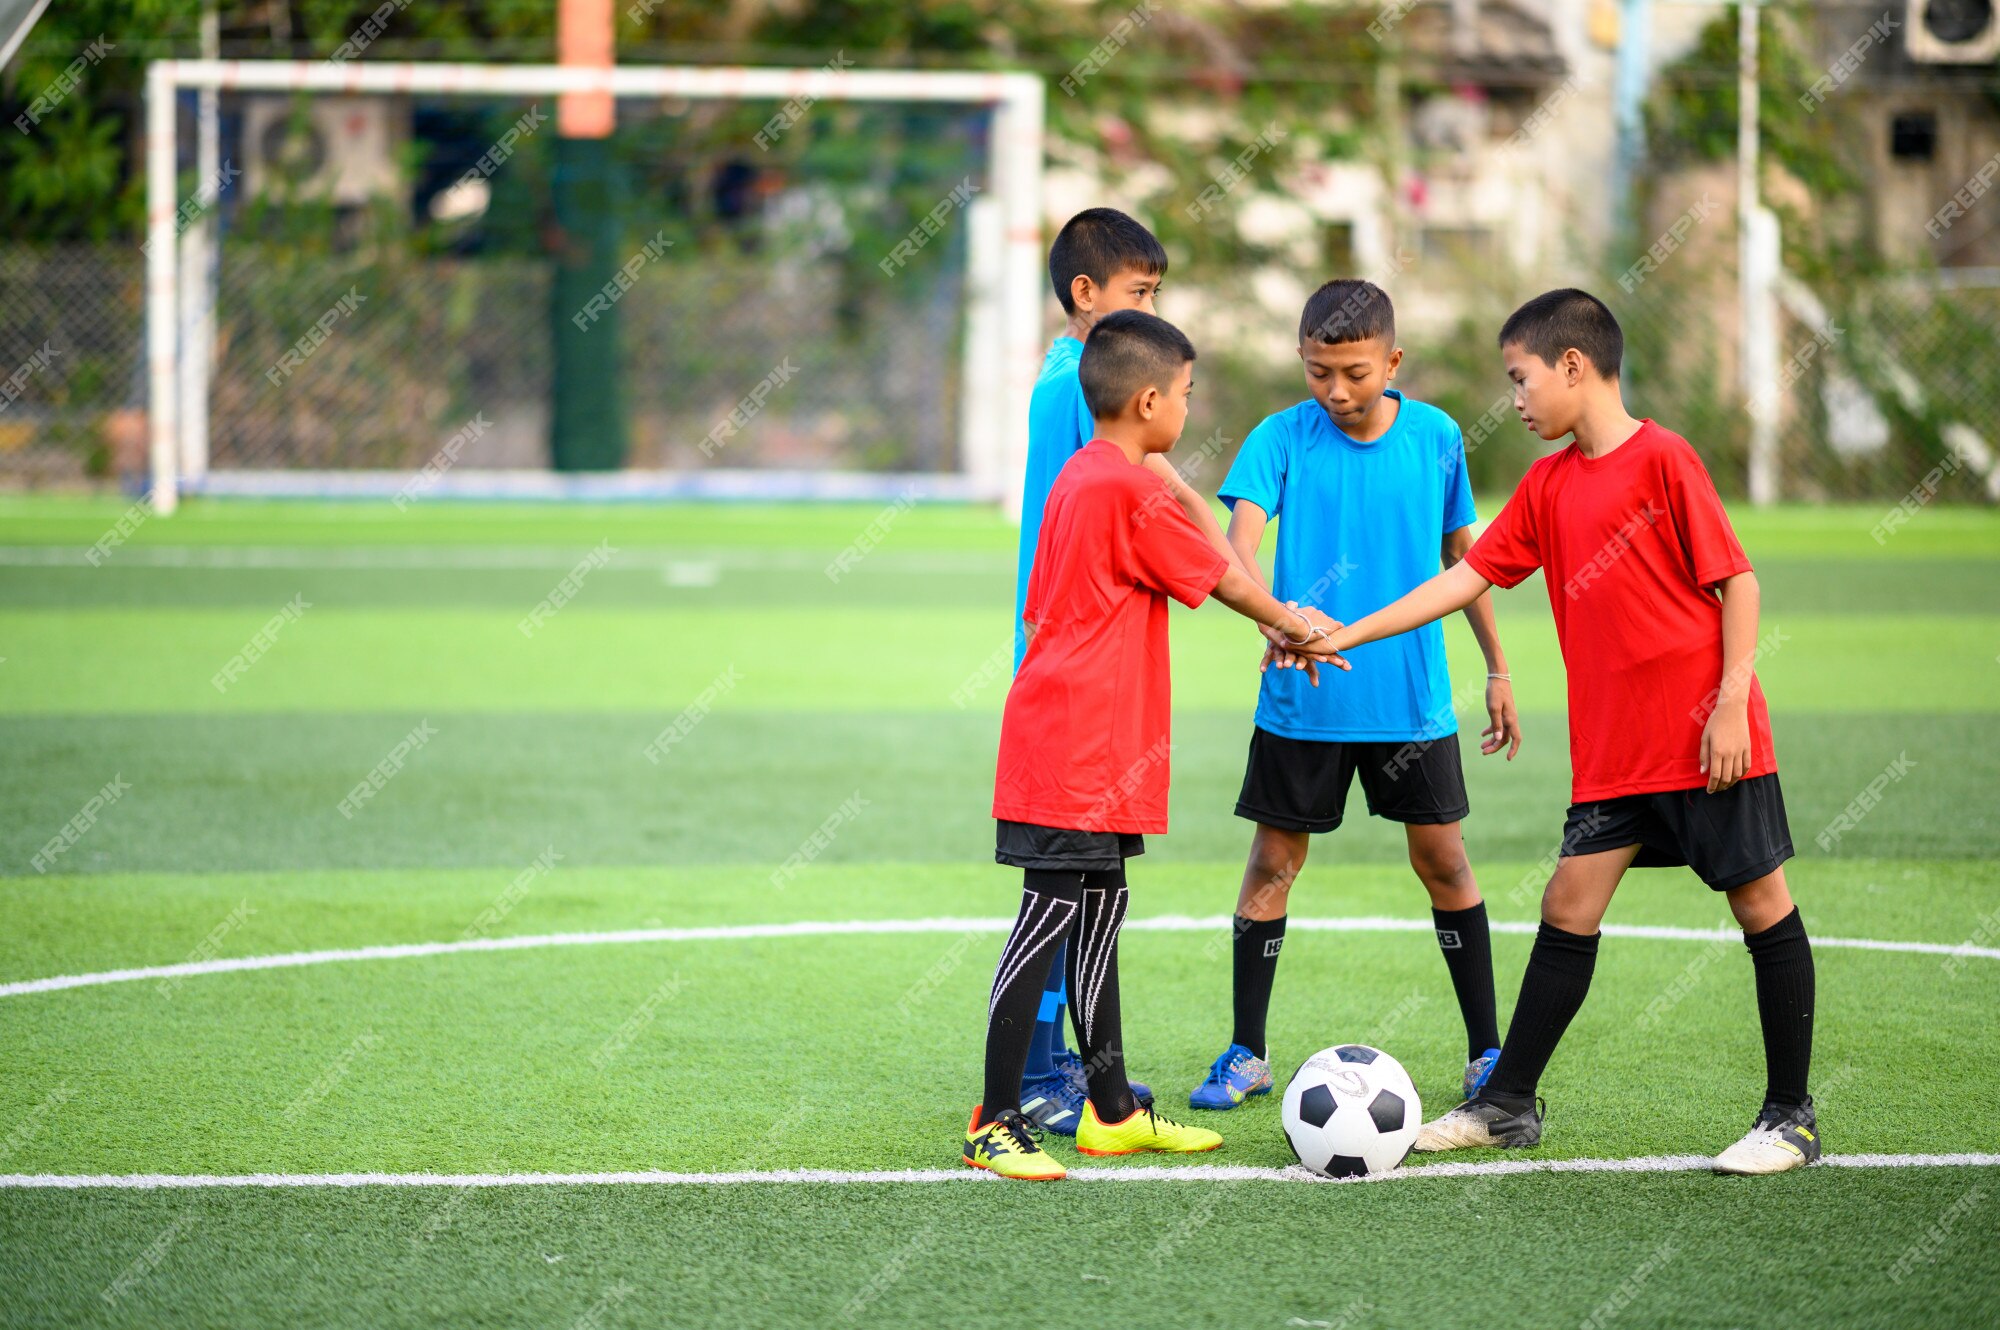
top-left (1726, 871), bottom-right (1793, 932)
top-left (1539, 880), bottom-right (1605, 934)
top-left (1246, 837), bottom-right (1304, 885)
top-left (1407, 832), bottom-right (1478, 906)
top-left (1408, 839), bottom-right (1471, 888)
top-left (1240, 832), bottom-right (1306, 914)
top-left (1540, 897), bottom-right (1602, 934)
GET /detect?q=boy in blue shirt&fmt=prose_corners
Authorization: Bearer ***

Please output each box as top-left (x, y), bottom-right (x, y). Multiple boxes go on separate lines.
top-left (1012, 209), bottom-right (1240, 1135)
top-left (1191, 279), bottom-right (1523, 1110)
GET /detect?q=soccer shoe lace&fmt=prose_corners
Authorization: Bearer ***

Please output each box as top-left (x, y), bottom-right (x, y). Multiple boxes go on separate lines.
top-left (992, 1111), bottom-right (1045, 1156)
top-left (965, 1107), bottom-right (1067, 1180)
top-left (1714, 1101), bottom-right (1820, 1175)
top-left (1190, 1045), bottom-right (1271, 1109)
top-left (1138, 1104), bottom-right (1188, 1136)
top-left (1206, 1048), bottom-right (1248, 1081)
top-left (1051, 1049), bottom-right (1152, 1105)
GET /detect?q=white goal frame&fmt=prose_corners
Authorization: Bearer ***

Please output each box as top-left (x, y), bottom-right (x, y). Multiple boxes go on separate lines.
top-left (144, 59), bottom-right (1046, 516)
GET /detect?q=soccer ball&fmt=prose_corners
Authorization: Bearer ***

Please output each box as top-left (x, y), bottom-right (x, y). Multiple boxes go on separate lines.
top-left (1280, 1044), bottom-right (1421, 1178)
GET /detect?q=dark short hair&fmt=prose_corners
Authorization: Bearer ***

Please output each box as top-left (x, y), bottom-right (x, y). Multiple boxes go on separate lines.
top-left (1080, 310), bottom-right (1196, 419)
top-left (1049, 208), bottom-right (1169, 315)
top-left (1300, 279), bottom-right (1395, 346)
top-left (1499, 288), bottom-right (1624, 377)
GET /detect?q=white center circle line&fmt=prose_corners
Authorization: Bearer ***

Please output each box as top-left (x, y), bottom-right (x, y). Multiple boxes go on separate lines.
top-left (1, 914), bottom-right (1993, 1001)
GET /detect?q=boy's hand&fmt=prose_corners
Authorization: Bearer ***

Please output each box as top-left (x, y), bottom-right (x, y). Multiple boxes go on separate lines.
top-left (1259, 639), bottom-right (1319, 686)
top-left (1279, 604), bottom-right (1350, 669)
top-left (1256, 605), bottom-right (1350, 680)
top-left (1256, 619), bottom-right (1319, 683)
top-left (1292, 605), bottom-right (1340, 638)
top-left (1700, 702), bottom-right (1752, 792)
top-left (1480, 676), bottom-right (1522, 759)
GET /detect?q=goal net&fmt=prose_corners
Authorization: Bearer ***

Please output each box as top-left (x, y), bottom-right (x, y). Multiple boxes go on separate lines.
top-left (143, 60), bottom-right (1044, 515)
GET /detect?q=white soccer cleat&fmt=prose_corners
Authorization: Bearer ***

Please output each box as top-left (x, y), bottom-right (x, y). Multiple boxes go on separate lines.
top-left (1713, 1101), bottom-right (1821, 1175)
top-left (1412, 1097), bottom-right (1543, 1152)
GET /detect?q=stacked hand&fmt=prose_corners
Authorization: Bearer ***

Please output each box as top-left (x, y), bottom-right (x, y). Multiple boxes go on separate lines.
top-left (1258, 603), bottom-right (1349, 686)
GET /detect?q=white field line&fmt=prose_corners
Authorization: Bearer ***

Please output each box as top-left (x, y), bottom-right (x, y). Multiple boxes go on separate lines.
top-left (4, 1153), bottom-right (1998, 1190)
top-left (2, 915), bottom-right (1995, 1003)
top-left (0, 545), bottom-right (1005, 573)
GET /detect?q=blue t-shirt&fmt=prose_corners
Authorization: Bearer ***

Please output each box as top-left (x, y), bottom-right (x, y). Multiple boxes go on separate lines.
top-left (1218, 391), bottom-right (1477, 742)
top-left (1014, 337), bottom-right (1096, 667)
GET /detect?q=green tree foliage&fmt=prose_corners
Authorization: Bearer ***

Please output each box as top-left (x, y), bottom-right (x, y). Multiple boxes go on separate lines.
top-left (1641, 3), bottom-right (2000, 496)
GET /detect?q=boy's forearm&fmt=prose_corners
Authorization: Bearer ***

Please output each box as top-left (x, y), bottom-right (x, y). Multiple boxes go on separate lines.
top-left (1226, 517), bottom-right (1270, 595)
top-left (1714, 571), bottom-right (1760, 711)
top-left (1213, 565), bottom-right (1318, 640)
top-left (1460, 592), bottom-right (1508, 672)
top-left (1330, 561), bottom-right (1491, 652)
top-left (1443, 532), bottom-right (1507, 671)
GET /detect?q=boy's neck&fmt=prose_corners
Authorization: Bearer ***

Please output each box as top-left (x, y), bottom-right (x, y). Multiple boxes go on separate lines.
top-left (1093, 422), bottom-right (1152, 466)
top-left (1569, 392), bottom-right (1644, 459)
top-left (1064, 310), bottom-right (1095, 342)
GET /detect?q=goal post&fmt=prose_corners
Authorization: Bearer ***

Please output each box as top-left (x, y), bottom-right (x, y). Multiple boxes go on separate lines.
top-left (143, 59), bottom-right (1045, 517)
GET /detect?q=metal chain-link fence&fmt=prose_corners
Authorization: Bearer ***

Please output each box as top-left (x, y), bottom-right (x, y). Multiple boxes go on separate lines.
top-left (5, 238), bottom-right (1995, 503)
top-left (0, 242), bottom-right (965, 480)
top-left (0, 246), bottom-right (146, 485)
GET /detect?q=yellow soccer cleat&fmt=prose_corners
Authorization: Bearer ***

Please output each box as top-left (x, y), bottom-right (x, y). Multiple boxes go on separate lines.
top-left (1075, 1099), bottom-right (1224, 1157)
top-left (963, 1107), bottom-right (1068, 1181)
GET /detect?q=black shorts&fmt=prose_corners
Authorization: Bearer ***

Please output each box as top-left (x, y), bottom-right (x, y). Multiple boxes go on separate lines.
top-left (995, 819), bottom-right (1145, 871)
top-left (1234, 726), bottom-right (1470, 834)
top-left (1561, 773), bottom-right (1794, 891)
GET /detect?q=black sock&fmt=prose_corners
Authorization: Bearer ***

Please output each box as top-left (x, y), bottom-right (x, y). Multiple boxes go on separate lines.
top-left (980, 871), bottom-right (1082, 1118)
top-left (1745, 907), bottom-right (1815, 1110)
top-left (1230, 914), bottom-right (1286, 1059)
top-left (1064, 868), bottom-right (1135, 1122)
top-left (1432, 903), bottom-right (1500, 1060)
top-left (1482, 922), bottom-right (1600, 1109)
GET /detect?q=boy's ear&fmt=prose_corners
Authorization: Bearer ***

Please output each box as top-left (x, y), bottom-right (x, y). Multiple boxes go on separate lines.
top-left (1561, 347), bottom-right (1586, 384)
top-left (1134, 384), bottom-right (1159, 419)
top-left (1386, 345), bottom-right (1404, 379)
top-left (1069, 273), bottom-right (1096, 315)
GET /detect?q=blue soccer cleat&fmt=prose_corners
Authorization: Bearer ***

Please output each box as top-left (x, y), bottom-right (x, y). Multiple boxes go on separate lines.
top-left (1463, 1047), bottom-right (1502, 1100)
top-left (1188, 1044), bottom-right (1273, 1110)
top-left (1018, 1069), bottom-right (1084, 1136)
top-left (1052, 1049), bottom-right (1151, 1107)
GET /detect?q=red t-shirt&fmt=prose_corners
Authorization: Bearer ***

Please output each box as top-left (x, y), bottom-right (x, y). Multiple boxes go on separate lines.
top-left (993, 441), bottom-right (1231, 833)
top-left (1465, 421), bottom-right (1776, 802)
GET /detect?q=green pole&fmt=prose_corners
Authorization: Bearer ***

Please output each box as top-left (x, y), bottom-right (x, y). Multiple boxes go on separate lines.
top-left (549, 135), bottom-right (626, 471)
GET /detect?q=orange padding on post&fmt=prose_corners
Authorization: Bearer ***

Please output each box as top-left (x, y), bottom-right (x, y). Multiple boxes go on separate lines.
top-left (557, 0), bottom-right (614, 138)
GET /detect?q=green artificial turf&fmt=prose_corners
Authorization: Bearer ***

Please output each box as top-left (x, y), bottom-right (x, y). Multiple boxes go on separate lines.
top-left (2, 497), bottom-right (1997, 1329)
top-left (4, 710), bottom-right (1996, 874)
top-left (2, 861), bottom-right (1997, 1176)
top-left (2, 1171), bottom-right (1995, 1330)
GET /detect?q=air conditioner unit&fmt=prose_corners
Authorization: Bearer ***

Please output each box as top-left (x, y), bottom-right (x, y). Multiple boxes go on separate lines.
top-left (243, 96), bottom-right (405, 206)
top-left (1904, 0), bottom-right (2000, 64)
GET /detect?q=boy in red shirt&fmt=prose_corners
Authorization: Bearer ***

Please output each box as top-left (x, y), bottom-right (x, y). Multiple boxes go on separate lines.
top-left (1317, 290), bottom-right (1819, 1176)
top-left (966, 310), bottom-right (1348, 1181)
